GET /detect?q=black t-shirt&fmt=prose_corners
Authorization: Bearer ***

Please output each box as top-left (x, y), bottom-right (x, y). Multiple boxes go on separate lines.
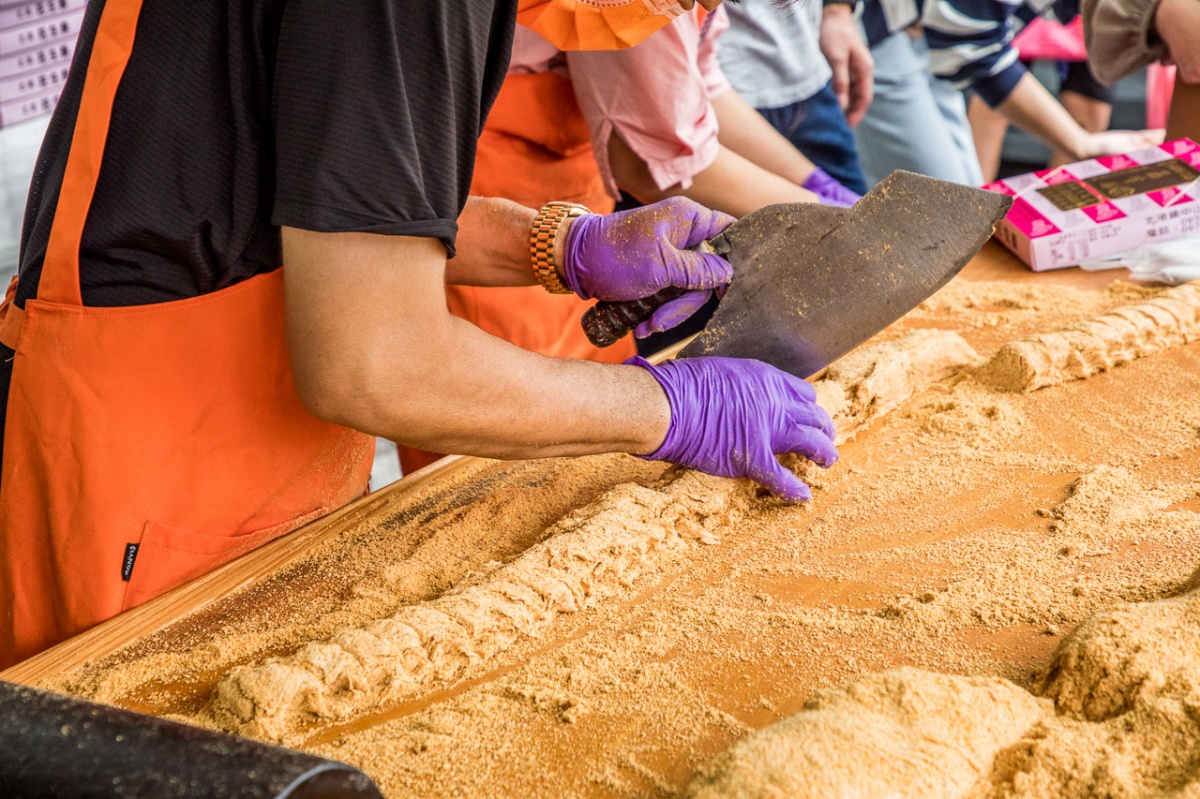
top-left (0, 0), bottom-right (517, 472)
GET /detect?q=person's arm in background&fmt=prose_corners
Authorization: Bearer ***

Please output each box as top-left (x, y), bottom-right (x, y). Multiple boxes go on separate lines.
top-left (923, 0), bottom-right (1161, 160)
top-left (568, 8), bottom-right (857, 218)
top-left (1080, 0), bottom-right (1200, 139)
top-left (710, 89), bottom-right (816, 186)
top-left (612, 89), bottom-right (863, 215)
top-left (818, 1), bottom-right (875, 126)
top-left (707, 90), bottom-right (831, 187)
top-left (607, 134), bottom-right (819, 217)
top-left (1082, 0), bottom-right (1200, 85)
top-left (1081, 0), bottom-right (1200, 140)
top-left (996, 71), bottom-right (1160, 159)
top-left (1151, 0), bottom-right (1200, 83)
top-left (1156, 0), bottom-right (1200, 139)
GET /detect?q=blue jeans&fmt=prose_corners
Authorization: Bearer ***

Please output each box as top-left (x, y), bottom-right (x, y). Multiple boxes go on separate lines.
top-left (757, 81), bottom-right (870, 196)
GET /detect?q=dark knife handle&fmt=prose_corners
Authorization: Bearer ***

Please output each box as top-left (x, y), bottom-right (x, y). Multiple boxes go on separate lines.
top-left (582, 287), bottom-right (688, 348)
top-left (581, 239), bottom-right (723, 348)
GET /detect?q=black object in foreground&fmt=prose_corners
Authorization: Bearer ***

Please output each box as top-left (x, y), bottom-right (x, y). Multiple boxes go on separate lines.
top-left (0, 681), bottom-right (384, 799)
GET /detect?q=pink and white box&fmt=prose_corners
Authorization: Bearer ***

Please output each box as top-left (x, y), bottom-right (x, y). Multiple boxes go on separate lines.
top-left (982, 138), bottom-right (1200, 271)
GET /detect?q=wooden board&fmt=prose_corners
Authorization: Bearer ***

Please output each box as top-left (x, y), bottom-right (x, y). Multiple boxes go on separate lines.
top-left (0, 241), bottom-right (1130, 687)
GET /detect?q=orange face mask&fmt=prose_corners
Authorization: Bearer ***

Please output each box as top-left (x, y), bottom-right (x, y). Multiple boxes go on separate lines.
top-left (517, 0), bottom-right (687, 50)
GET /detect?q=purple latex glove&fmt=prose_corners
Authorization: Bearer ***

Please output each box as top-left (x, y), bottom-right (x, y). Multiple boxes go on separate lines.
top-left (629, 355), bottom-right (838, 502)
top-left (802, 167), bottom-right (861, 208)
top-left (561, 197), bottom-right (735, 337)
top-left (630, 286), bottom-right (725, 340)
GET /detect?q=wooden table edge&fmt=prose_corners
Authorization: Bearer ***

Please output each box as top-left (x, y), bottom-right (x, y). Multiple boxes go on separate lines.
top-left (1, 455), bottom-right (474, 685)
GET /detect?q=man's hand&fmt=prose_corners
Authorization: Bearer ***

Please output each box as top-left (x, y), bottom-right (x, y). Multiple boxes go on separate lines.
top-left (1156, 0), bottom-right (1200, 84)
top-left (819, 4), bottom-right (874, 127)
top-left (628, 356), bottom-right (838, 502)
top-left (562, 198), bottom-right (735, 337)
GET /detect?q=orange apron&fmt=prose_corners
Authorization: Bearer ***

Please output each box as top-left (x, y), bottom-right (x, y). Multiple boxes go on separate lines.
top-left (399, 72), bottom-right (636, 474)
top-left (0, 0), bottom-right (373, 668)
top-left (517, 0), bottom-right (683, 50)
top-left (450, 71), bottom-right (628, 362)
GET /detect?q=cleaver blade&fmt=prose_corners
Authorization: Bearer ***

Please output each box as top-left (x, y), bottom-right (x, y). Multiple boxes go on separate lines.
top-left (675, 170), bottom-right (1013, 377)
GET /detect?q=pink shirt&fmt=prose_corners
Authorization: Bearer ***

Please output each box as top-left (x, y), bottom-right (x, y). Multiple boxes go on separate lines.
top-left (508, 8), bottom-right (731, 199)
top-left (507, 25), bottom-right (564, 75)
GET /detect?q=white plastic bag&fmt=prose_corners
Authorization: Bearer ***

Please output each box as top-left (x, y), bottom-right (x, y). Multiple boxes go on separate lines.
top-left (1080, 234), bottom-right (1200, 285)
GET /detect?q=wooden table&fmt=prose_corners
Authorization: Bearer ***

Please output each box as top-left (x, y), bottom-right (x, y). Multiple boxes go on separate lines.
top-left (0, 241), bottom-right (1131, 687)
top-left (18, 239), bottom-right (1199, 799)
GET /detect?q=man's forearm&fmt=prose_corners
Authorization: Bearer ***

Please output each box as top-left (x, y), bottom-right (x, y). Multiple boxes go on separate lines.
top-left (398, 315), bottom-right (669, 458)
top-left (444, 196), bottom-right (539, 287)
top-left (283, 226), bottom-right (670, 460)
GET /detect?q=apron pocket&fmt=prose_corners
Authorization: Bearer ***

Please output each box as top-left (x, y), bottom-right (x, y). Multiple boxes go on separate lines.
top-left (121, 507), bottom-right (328, 611)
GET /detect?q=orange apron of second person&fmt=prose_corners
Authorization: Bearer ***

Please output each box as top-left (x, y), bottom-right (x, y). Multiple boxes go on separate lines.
top-left (0, 0), bottom-right (373, 668)
top-left (450, 71), bottom-right (630, 361)
top-left (399, 71), bottom-right (636, 474)
top-left (517, 0), bottom-right (682, 50)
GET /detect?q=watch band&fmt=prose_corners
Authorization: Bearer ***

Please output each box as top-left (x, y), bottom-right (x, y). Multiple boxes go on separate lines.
top-left (530, 201), bottom-right (590, 295)
top-left (822, 0), bottom-right (857, 7)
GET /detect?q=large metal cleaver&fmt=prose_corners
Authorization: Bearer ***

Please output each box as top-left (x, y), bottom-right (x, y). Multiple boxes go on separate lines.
top-left (582, 171), bottom-right (1013, 378)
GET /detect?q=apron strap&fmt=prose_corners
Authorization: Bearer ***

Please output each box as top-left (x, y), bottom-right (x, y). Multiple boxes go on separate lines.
top-left (39, 0), bottom-right (145, 307)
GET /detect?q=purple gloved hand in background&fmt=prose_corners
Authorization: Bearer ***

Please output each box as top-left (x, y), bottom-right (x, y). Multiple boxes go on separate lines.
top-left (628, 355), bottom-right (838, 502)
top-left (562, 197), bottom-right (736, 338)
top-left (802, 167), bottom-right (862, 208)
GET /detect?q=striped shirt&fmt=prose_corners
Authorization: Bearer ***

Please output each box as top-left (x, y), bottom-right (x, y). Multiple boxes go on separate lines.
top-left (925, 0), bottom-right (1080, 105)
top-left (860, 0), bottom-right (923, 47)
top-left (861, 0), bottom-right (1078, 106)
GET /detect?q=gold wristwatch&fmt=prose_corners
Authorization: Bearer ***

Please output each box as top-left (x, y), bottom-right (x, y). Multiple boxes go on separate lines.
top-left (530, 201), bottom-right (590, 294)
